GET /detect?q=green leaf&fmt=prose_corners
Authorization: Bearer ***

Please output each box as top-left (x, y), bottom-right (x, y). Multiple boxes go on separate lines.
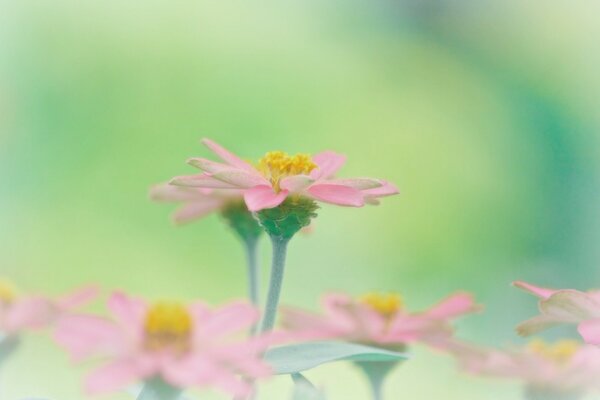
top-left (0, 335), bottom-right (19, 367)
top-left (265, 341), bottom-right (408, 374)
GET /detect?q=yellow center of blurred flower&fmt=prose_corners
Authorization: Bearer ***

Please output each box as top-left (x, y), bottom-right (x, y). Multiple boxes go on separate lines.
top-left (144, 302), bottom-right (192, 353)
top-left (0, 279), bottom-right (18, 304)
top-left (359, 292), bottom-right (403, 318)
top-left (527, 339), bottom-right (579, 363)
top-left (257, 151), bottom-right (317, 191)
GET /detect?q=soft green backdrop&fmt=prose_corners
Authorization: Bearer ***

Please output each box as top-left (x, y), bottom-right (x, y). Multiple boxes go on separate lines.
top-left (1, 1), bottom-right (600, 399)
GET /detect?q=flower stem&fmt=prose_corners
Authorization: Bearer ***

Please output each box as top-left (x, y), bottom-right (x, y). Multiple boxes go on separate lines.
top-left (355, 360), bottom-right (399, 400)
top-left (244, 237), bottom-right (260, 307)
top-left (259, 235), bottom-right (290, 332)
top-left (137, 378), bottom-right (181, 400)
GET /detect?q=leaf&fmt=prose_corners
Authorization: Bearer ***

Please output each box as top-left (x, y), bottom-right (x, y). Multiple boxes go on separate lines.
top-left (291, 373), bottom-right (326, 400)
top-left (265, 341), bottom-right (408, 374)
top-left (0, 335), bottom-right (20, 367)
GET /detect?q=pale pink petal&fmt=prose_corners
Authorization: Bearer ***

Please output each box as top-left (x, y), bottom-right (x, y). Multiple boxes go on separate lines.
top-left (197, 302), bottom-right (259, 338)
top-left (280, 175), bottom-right (314, 192)
top-left (150, 183), bottom-right (213, 202)
top-left (325, 178), bottom-right (383, 190)
top-left (54, 315), bottom-right (125, 360)
top-left (4, 297), bottom-right (56, 332)
top-left (516, 315), bottom-right (566, 336)
top-left (243, 185), bottom-right (288, 211)
top-left (173, 201), bottom-right (223, 225)
top-left (211, 169), bottom-right (270, 189)
top-left (362, 181), bottom-right (400, 197)
top-left (386, 315), bottom-right (450, 343)
top-left (307, 183), bottom-right (364, 207)
top-left (108, 292), bottom-right (147, 332)
top-left (85, 359), bottom-right (146, 394)
top-left (513, 281), bottom-right (558, 299)
top-left (187, 158), bottom-right (235, 174)
top-left (424, 292), bottom-right (481, 320)
top-left (57, 285), bottom-right (99, 310)
top-left (540, 290), bottom-right (600, 320)
top-left (310, 151), bottom-right (346, 180)
top-left (169, 174), bottom-right (239, 189)
top-left (202, 138), bottom-right (257, 172)
top-left (578, 319), bottom-right (600, 345)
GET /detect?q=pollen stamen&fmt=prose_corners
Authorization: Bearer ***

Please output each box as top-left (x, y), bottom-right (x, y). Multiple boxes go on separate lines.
top-left (359, 292), bottom-right (403, 318)
top-left (0, 279), bottom-right (18, 305)
top-left (144, 302), bottom-right (193, 353)
top-left (527, 339), bottom-right (579, 363)
top-left (257, 151), bottom-right (317, 192)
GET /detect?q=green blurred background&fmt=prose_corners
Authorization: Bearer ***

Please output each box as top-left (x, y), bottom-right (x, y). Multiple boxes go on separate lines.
top-left (1, 1), bottom-right (600, 399)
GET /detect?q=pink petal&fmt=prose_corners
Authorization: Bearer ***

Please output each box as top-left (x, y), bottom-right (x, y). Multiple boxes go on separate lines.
top-left (212, 169), bottom-right (270, 189)
top-left (187, 158), bottom-right (234, 174)
top-left (57, 285), bottom-right (99, 310)
top-left (310, 151), bottom-right (346, 180)
top-left (202, 138), bottom-right (256, 172)
top-left (169, 174), bottom-right (239, 189)
top-left (512, 281), bottom-right (557, 299)
top-left (108, 292), bottom-right (147, 332)
top-left (325, 178), bottom-right (383, 190)
top-left (54, 314), bottom-right (125, 360)
top-left (307, 183), bottom-right (364, 207)
top-left (85, 359), bottom-right (146, 394)
top-left (362, 181), bottom-right (399, 197)
top-left (424, 292), bottom-right (480, 320)
top-left (173, 201), bottom-right (223, 225)
top-left (539, 290), bottom-right (600, 321)
top-left (4, 297), bottom-right (56, 332)
top-left (197, 302), bottom-right (259, 338)
top-left (578, 319), bottom-right (600, 345)
top-left (243, 185), bottom-right (288, 211)
top-left (150, 183), bottom-right (213, 202)
top-left (280, 175), bottom-right (314, 192)
top-left (515, 315), bottom-right (564, 336)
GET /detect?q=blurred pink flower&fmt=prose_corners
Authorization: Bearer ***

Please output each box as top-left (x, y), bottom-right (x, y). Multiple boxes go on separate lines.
top-left (150, 183), bottom-right (244, 225)
top-left (445, 338), bottom-right (600, 395)
top-left (55, 292), bottom-right (275, 396)
top-left (281, 292), bottom-right (480, 349)
top-left (169, 139), bottom-right (398, 212)
top-left (0, 279), bottom-right (97, 335)
top-left (514, 281), bottom-right (600, 345)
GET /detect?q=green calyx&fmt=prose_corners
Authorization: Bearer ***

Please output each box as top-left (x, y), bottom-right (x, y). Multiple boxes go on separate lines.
top-left (221, 201), bottom-right (263, 242)
top-left (256, 197), bottom-right (319, 239)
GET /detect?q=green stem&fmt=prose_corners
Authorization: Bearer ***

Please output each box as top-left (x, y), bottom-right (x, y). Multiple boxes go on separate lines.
top-left (260, 235), bottom-right (290, 332)
top-left (523, 386), bottom-right (584, 400)
top-left (137, 378), bottom-right (181, 400)
top-left (244, 237), bottom-right (260, 307)
top-left (355, 360), bottom-right (399, 400)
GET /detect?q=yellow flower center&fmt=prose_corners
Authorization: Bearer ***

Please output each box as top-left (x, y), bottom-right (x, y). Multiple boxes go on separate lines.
top-left (359, 292), bottom-right (403, 318)
top-left (144, 302), bottom-right (193, 353)
top-left (0, 279), bottom-right (18, 304)
top-left (527, 339), bottom-right (579, 363)
top-left (257, 151), bottom-right (317, 191)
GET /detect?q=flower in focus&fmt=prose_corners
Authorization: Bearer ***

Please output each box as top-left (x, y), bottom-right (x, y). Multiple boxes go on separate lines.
top-left (445, 338), bottom-right (600, 399)
top-left (281, 291), bottom-right (480, 350)
top-left (513, 281), bottom-right (600, 345)
top-left (0, 278), bottom-right (96, 335)
top-left (55, 292), bottom-right (274, 396)
top-left (170, 139), bottom-right (399, 212)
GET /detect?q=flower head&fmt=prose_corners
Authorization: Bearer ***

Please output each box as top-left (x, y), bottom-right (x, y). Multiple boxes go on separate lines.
top-left (0, 278), bottom-right (96, 335)
top-left (445, 338), bottom-right (600, 396)
top-left (513, 281), bottom-right (600, 345)
top-left (281, 291), bottom-right (480, 350)
top-left (170, 139), bottom-right (399, 212)
top-left (55, 292), bottom-right (275, 396)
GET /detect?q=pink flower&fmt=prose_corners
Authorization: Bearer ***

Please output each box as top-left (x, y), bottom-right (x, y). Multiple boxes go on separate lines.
top-left (169, 139), bottom-right (399, 212)
top-left (55, 292), bottom-right (274, 397)
top-left (150, 183), bottom-right (244, 225)
top-left (281, 292), bottom-right (480, 348)
top-left (0, 279), bottom-right (97, 335)
top-left (514, 281), bottom-right (600, 345)
top-left (445, 338), bottom-right (600, 394)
